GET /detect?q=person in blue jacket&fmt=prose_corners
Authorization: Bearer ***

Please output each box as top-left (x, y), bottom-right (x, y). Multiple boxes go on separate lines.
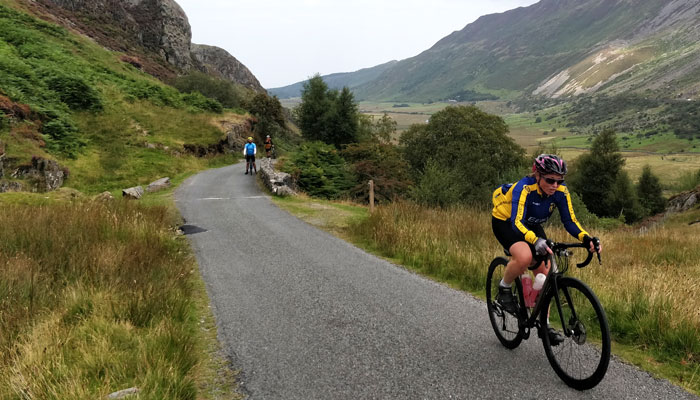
top-left (243, 136), bottom-right (257, 175)
top-left (491, 154), bottom-right (601, 344)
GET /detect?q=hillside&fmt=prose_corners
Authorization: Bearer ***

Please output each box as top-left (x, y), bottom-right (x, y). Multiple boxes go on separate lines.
top-left (0, 0), bottom-right (257, 194)
top-left (272, 0), bottom-right (700, 103)
top-left (268, 60), bottom-right (398, 99)
top-left (28, 0), bottom-right (264, 92)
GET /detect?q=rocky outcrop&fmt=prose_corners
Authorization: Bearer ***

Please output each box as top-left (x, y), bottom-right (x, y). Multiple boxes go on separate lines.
top-left (666, 185), bottom-right (699, 214)
top-left (40, 0), bottom-right (193, 70)
top-left (37, 0), bottom-right (264, 89)
top-left (191, 44), bottom-right (264, 92)
top-left (184, 118), bottom-right (255, 157)
top-left (0, 181), bottom-right (23, 193)
top-left (11, 157), bottom-right (66, 192)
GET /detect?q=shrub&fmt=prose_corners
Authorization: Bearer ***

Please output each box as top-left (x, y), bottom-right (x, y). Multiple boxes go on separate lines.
top-left (341, 142), bottom-right (412, 203)
top-left (173, 71), bottom-right (243, 108)
top-left (181, 92), bottom-right (222, 113)
top-left (411, 159), bottom-right (461, 207)
top-left (42, 117), bottom-right (85, 158)
top-left (125, 80), bottom-right (180, 107)
top-left (283, 141), bottom-right (353, 199)
top-left (44, 74), bottom-right (103, 111)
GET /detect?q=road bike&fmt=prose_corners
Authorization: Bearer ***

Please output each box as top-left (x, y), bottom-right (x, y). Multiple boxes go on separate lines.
top-left (486, 239), bottom-right (610, 390)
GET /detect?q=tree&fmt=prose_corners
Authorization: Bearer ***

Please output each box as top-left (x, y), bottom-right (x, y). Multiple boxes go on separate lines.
top-left (607, 170), bottom-right (645, 223)
top-left (374, 113), bottom-right (397, 143)
top-left (355, 112), bottom-right (397, 143)
top-left (328, 87), bottom-right (359, 147)
top-left (296, 74), bottom-right (331, 142)
top-left (341, 142), bottom-right (412, 203)
top-left (400, 105), bottom-right (526, 205)
top-left (295, 75), bottom-right (359, 147)
top-left (637, 165), bottom-right (666, 215)
top-left (568, 129), bottom-right (625, 217)
top-left (245, 92), bottom-right (287, 140)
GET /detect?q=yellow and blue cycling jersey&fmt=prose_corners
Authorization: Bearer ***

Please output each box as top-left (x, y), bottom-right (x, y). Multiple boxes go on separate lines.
top-left (492, 176), bottom-right (588, 245)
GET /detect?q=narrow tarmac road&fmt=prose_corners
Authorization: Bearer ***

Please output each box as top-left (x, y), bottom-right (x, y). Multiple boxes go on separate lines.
top-left (175, 162), bottom-right (697, 400)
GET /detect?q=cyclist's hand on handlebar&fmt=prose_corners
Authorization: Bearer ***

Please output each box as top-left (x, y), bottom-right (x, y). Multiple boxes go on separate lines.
top-left (583, 235), bottom-right (602, 254)
top-left (535, 237), bottom-right (552, 255)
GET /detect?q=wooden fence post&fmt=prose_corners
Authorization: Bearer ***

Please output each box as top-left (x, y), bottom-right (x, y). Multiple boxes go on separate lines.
top-left (369, 180), bottom-right (374, 213)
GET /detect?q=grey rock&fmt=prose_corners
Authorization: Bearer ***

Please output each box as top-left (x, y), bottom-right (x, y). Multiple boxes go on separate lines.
top-left (146, 177), bottom-right (171, 192)
top-left (11, 157), bottom-right (65, 192)
top-left (259, 158), bottom-right (296, 197)
top-left (122, 186), bottom-right (144, 199)
top-left (41, 0), bottom-right (265, 89)
top-left (94, 191), bottom-right (115, 202)
top-left (106, 387), bottom-right (140, 399)
top-left (43, 0), bottom-right (193, 70)
top-left (191, 43), bottom-right (264, 92)
top-left (0, 180), bottom-right (23, 193)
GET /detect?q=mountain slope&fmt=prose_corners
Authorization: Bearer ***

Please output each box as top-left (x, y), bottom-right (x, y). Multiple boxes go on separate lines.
top-left (0, 0), bottom-right (253, 193)
top-left (268, 60), bottom-right (398, 98)
top-left (28, 0), bottom-right (264, 91)
top-left (276, 0), bottom-right (700, 103)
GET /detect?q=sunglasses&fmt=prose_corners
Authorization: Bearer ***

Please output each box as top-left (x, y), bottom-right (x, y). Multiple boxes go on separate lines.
top-left (543, 177), bottom-right (565, 185)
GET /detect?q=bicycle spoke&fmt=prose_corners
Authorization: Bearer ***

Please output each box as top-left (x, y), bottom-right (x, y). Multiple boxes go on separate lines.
top-left (486, 257), bottom-right (524, 349)
top-left (541, 277), bottom-right (610, 390)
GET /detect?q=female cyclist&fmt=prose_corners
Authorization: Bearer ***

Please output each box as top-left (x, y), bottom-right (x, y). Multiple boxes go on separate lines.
top-left (491, 154), bottom-right (601, 343)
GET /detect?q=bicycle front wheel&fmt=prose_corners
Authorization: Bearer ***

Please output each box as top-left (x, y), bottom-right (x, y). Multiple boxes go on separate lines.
top-left (540, 277), bottom-right (610, 390)
top-left (486, 257), bottom-right (524, 349)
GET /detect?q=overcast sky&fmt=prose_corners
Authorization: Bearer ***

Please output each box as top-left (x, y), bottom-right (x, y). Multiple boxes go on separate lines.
top-left (176, 0), bottom-right (539, 89)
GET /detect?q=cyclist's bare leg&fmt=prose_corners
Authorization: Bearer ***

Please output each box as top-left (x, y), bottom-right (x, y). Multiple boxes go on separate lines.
top-left (503, 241), bottom-right (533, 285)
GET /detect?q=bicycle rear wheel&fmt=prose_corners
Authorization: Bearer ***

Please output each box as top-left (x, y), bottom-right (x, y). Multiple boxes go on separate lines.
top-left (486, 257), bottom-right (524, 349)
top-left (540, 277), bottom-right (610, 390)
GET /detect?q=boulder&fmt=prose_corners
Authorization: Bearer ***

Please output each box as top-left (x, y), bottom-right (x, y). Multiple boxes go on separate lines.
top-left (0, 180), bottom-right (23, 193)
top-left (94, 191), bottom-right (115, 202)
top-left (11, 157), bottom-right (65, 192)
top-left (666, 185), bottom-right (700, 214)
top-left (146, 177), bottom-right (170, 192)
top-left (122, 186), bottom-right (144, 199)
top-left (107, 387), bottom-right (140, 399)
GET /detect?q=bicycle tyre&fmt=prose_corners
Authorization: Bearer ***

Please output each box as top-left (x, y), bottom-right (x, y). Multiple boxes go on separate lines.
top-left (540, 277), bottom-right (610, 390)
top-left (486, 257), bottom-right (524, 349)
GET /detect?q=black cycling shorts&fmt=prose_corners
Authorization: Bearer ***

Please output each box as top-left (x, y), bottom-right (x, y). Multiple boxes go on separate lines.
top-left (492, 217), bottom-right (547, 267)
top-left (245, 155), bottom-right (256, 163)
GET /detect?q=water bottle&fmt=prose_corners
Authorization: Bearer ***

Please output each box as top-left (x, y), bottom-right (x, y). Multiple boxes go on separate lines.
top-left (530, 273), bottom-right (546, 305)
top-left (521, 274), bottom-right (534, 307)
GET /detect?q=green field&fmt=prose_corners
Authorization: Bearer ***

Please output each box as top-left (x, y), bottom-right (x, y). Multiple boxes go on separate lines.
top-left (324, 101), bottom-right (700, 187)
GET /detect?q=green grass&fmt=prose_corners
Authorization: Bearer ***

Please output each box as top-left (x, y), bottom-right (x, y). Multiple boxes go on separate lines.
top-left (0, 2), bottom-right (249, 397)
top-left (0, 193), bottom-right (243, 399)
top-left (0, 1), bottom-right (238, 193)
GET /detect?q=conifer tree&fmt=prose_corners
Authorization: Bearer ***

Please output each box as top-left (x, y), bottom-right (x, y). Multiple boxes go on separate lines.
top-left (637, 165), bottom-right (666, 215)
top-left (568, 129), bottom-right (625, 217)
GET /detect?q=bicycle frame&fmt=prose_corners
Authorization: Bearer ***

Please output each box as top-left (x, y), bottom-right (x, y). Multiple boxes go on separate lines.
top-left (515, 242), bottom-right (597, 339)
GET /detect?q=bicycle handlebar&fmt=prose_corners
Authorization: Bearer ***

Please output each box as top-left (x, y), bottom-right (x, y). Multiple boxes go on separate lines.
top-left (546, 239), bottom-right (601, 268)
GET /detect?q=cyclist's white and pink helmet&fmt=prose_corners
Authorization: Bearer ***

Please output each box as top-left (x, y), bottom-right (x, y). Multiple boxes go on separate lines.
top-left (533, 154), bottom-right (567, 175)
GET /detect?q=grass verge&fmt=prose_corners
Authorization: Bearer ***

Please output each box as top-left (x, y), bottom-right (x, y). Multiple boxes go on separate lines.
top-left (0, 192), bottom-right (242, 399)
top-left (272, 197), bottom-right (700, 396)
